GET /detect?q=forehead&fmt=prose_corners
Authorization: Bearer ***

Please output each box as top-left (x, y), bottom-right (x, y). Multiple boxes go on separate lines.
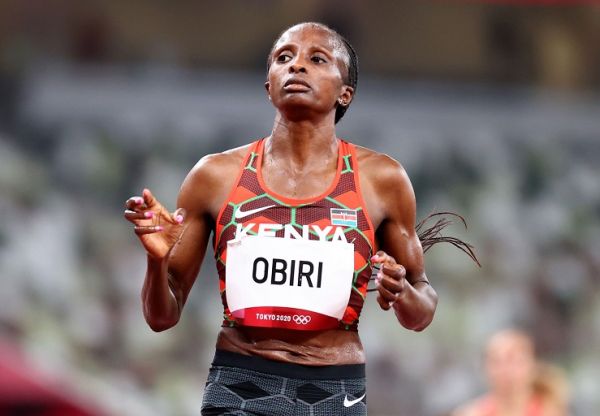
top-left (486, 332), bottom-right (533, 358)
top-left (273, 25), bottom-right (349, 67)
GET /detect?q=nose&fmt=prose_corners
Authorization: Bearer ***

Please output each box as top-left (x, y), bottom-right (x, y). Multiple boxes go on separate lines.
top-left (288, 56), bottom-right (307, 74)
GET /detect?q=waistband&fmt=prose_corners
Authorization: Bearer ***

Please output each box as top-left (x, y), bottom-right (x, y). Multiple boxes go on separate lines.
top-left (211, 349), bottom-right (366, 380)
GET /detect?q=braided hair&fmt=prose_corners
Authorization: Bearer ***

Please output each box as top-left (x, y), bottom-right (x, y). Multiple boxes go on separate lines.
top-left (266, 22), bottom-right (358, 124)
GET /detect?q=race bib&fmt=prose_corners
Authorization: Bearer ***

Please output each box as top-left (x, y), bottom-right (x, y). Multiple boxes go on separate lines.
top-left (226, 235), bottom-right (354, 330)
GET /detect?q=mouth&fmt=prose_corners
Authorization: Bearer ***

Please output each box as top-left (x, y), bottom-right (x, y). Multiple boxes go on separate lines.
top-left (283, 78), bottom-right (311, 91)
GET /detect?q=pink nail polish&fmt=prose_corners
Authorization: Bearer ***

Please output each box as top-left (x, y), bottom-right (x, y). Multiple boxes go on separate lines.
top-left (135, 197), bottom-right (144, 205)
top-left (144, 211), bottom-right (153, 219)
top-left (176, 215), bottom-right (183, 224)
top-left (155, 225), bottom-right (163, 231)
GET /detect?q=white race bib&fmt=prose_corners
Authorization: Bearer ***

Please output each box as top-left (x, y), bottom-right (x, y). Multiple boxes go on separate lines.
top-left (225, 235), bottom-right (354, 330)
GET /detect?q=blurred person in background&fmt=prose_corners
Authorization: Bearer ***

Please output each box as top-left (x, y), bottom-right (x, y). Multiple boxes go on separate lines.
top-left (122, 21), bottom-right (476, 415)
top-left (452, 329), bottom-right (570, 416)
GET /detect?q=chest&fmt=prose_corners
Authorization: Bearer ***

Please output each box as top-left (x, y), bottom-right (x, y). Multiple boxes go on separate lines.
top-left (261, 161), bottom-right (338, 201)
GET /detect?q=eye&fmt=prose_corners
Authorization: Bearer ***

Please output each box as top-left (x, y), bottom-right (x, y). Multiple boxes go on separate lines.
top-left (276, 53), bottom-right (292, 63)
top-left (311, 55), bottom-right (327, 63)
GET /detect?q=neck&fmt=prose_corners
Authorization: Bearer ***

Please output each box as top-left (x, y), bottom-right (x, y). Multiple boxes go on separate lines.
top-left (267, 112), bottom-right (338, 166)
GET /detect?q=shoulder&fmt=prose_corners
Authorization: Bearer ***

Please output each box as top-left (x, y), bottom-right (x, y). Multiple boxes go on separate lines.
top-left (353, 144), bottom-right (412, 194)
top-left (177, 143), bottom-right (254, 217)
top-left (351, 143), bottom-right (415, 225)
top-left (188, 143), bottom-right (252, 183)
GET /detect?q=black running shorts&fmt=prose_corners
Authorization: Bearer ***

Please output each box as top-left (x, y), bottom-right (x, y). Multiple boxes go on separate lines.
top-left (201, 350), bottom-right (367, 416)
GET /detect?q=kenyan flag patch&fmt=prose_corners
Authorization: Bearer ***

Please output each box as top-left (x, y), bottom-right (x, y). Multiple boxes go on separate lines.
top-left (330, 208), bottom-right (358, 227)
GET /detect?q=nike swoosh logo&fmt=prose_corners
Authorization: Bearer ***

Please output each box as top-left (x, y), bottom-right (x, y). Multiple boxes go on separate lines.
top-left (343, 393), bottom-right (366, 407)
top-left (234, 204), bottom-right (276, 220)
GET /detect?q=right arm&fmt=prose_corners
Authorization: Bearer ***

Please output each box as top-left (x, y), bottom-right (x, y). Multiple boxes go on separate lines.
top-left (140, 184), bottom-right (212, 332)
top-left (125, 153), bottom-right (236, 331)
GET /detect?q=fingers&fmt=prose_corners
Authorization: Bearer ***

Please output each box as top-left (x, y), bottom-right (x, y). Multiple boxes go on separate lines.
top-left (373, 258), bottom-right (407, 311)
top-left (371, 251), bottom-right (397, 266)
top-left (124, 190), bottom-right (185, 239)
top-left (123, 192), bottom-right (155, 228)
top-left (148, 207), bottom-right (185, 226)
top-left (381, 263), bottom-right (406, 282)
top-left (142, 188), bottom-right (158, 208)
top-left (124, 209), bottom-right (154, 223)
top-left (125, 195), bottom-right (146, 211)
top-left (377, 293), bottom-right (392, 310)
top-left (170, 208), bottom-right (186, 225)
top-left (125, 189), bottom-right (159, 212)
top-left (134, 225), bottom-right (164, 235)
top-left (379, 270), bottom-right (405, 293)
top-left (376, 274), bottom-right (405, 309)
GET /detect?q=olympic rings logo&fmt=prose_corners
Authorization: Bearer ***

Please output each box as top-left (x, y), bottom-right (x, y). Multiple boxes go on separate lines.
top-left (292, 315), bottom-right (311, 325)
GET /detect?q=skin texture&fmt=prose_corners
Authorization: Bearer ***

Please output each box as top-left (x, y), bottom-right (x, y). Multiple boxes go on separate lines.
top-left (124, 23), bottom-right (438, 366)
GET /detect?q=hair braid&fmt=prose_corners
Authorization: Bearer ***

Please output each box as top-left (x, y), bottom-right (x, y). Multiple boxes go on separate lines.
top-left (415, 212), bottom-right (481, 267)
top-left (335, 36), bottom-right (358, 124)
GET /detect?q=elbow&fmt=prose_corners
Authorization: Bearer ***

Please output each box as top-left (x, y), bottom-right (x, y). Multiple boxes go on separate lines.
top-left (403, 314), bottom-right (433, 332)
top-left (411, 319), bottom-right (432, 332)
top-left (413, 289), bottom-right (439, 331)
top-left (397, 294), bottom-right (438, 332)
top-left (142, 294), bottom-right (182, 332)
top-left (145, 315), bottom-right (179, 332)
top-left (397, 314), bottom-right (433, 332)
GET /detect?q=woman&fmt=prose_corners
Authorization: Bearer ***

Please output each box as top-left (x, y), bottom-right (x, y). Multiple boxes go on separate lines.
top-left (452, 329), bottom-right (570, 416)
top-left (125, 22), bottom-right (446, 415)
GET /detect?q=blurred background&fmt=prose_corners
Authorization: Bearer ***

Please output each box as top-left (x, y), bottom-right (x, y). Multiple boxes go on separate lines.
top-left (0, 1), bottom-right (599, 415)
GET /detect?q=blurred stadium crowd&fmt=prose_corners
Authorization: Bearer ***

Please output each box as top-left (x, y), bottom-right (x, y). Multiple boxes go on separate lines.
top-left (1, 2), bottom-right (599, 415)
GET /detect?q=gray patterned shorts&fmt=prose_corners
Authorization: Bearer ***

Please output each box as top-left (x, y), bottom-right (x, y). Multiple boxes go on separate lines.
top-left (201, 350), bottom-right (367, 416)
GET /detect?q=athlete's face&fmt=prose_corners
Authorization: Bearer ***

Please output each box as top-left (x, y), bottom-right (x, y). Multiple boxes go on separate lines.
top-left (485, 332), bottom-right (535, 395)
top-left (265, 25), bottom-right (354, 122)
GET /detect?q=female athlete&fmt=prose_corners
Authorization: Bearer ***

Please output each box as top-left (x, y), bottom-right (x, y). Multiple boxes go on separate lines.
top-left (124, 22), bottom-right (476, 416)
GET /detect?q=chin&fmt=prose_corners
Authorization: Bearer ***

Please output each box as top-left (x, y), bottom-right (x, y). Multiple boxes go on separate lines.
top-left (277, 98), bottom-right (327, 120)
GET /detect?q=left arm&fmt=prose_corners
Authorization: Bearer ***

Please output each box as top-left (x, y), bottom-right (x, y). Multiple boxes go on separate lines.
top-left (365, 153), bottom-right (438, 331)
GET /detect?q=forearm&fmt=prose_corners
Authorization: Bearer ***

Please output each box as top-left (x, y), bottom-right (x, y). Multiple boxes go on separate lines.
top-left (392, 281), bottom-right (438, 331)
top-left (141, 255), bottom-right (181, 332)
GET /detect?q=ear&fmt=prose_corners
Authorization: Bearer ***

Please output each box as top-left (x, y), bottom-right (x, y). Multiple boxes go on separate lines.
top-left (264, 81), bottom-right (272, 101)
top-left (337, 85), bottom-right (354, 107)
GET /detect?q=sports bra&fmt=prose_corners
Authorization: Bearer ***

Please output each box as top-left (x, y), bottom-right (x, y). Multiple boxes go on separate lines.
top-left (213, 138), bottom-right (376, 331)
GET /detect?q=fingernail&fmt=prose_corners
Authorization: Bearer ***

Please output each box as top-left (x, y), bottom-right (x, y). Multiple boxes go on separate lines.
top-left (375, 274), bottom-right (382, 286)
top-left (176, 214), bottom-right (184, 224)
top-left (144, 211), bottom-right (154, 219)
top-left (377, 271), bottom-right (383, 279)
top-left (135, 197), bottom-right (144, 205)
top-left (155, 225), bottom-right (163, 231)
top-left (371, 255), bottom-right (378, 261)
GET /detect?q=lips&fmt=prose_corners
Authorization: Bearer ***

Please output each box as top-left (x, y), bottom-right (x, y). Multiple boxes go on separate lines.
top-left (284, 78), bottom-right (311, 89)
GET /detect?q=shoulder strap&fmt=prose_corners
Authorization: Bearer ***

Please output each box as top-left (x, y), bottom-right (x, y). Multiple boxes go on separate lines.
top-left (214, 140), bottom-right (262, 249)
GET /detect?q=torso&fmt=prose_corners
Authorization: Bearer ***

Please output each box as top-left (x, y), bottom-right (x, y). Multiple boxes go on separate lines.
top-left (206, 138), bottom-right (384, 366)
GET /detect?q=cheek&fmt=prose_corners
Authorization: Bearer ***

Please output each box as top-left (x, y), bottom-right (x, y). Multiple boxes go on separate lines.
top-left (266, 70), bottom-right (277, 90)
top-left (322, 78), bottom-right (344, 104)
top-left (267, 65), bottom-right (284, 85)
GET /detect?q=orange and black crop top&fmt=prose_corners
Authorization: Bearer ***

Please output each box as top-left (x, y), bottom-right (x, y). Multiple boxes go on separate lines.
top-left (213, 139), bottom-right (376, 331)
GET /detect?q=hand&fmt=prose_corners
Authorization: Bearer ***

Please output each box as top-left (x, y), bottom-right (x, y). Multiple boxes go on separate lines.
top-left (124, 188), bottom-right (185, 259)
top-left (371, 251), bottom-right (407, 311)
